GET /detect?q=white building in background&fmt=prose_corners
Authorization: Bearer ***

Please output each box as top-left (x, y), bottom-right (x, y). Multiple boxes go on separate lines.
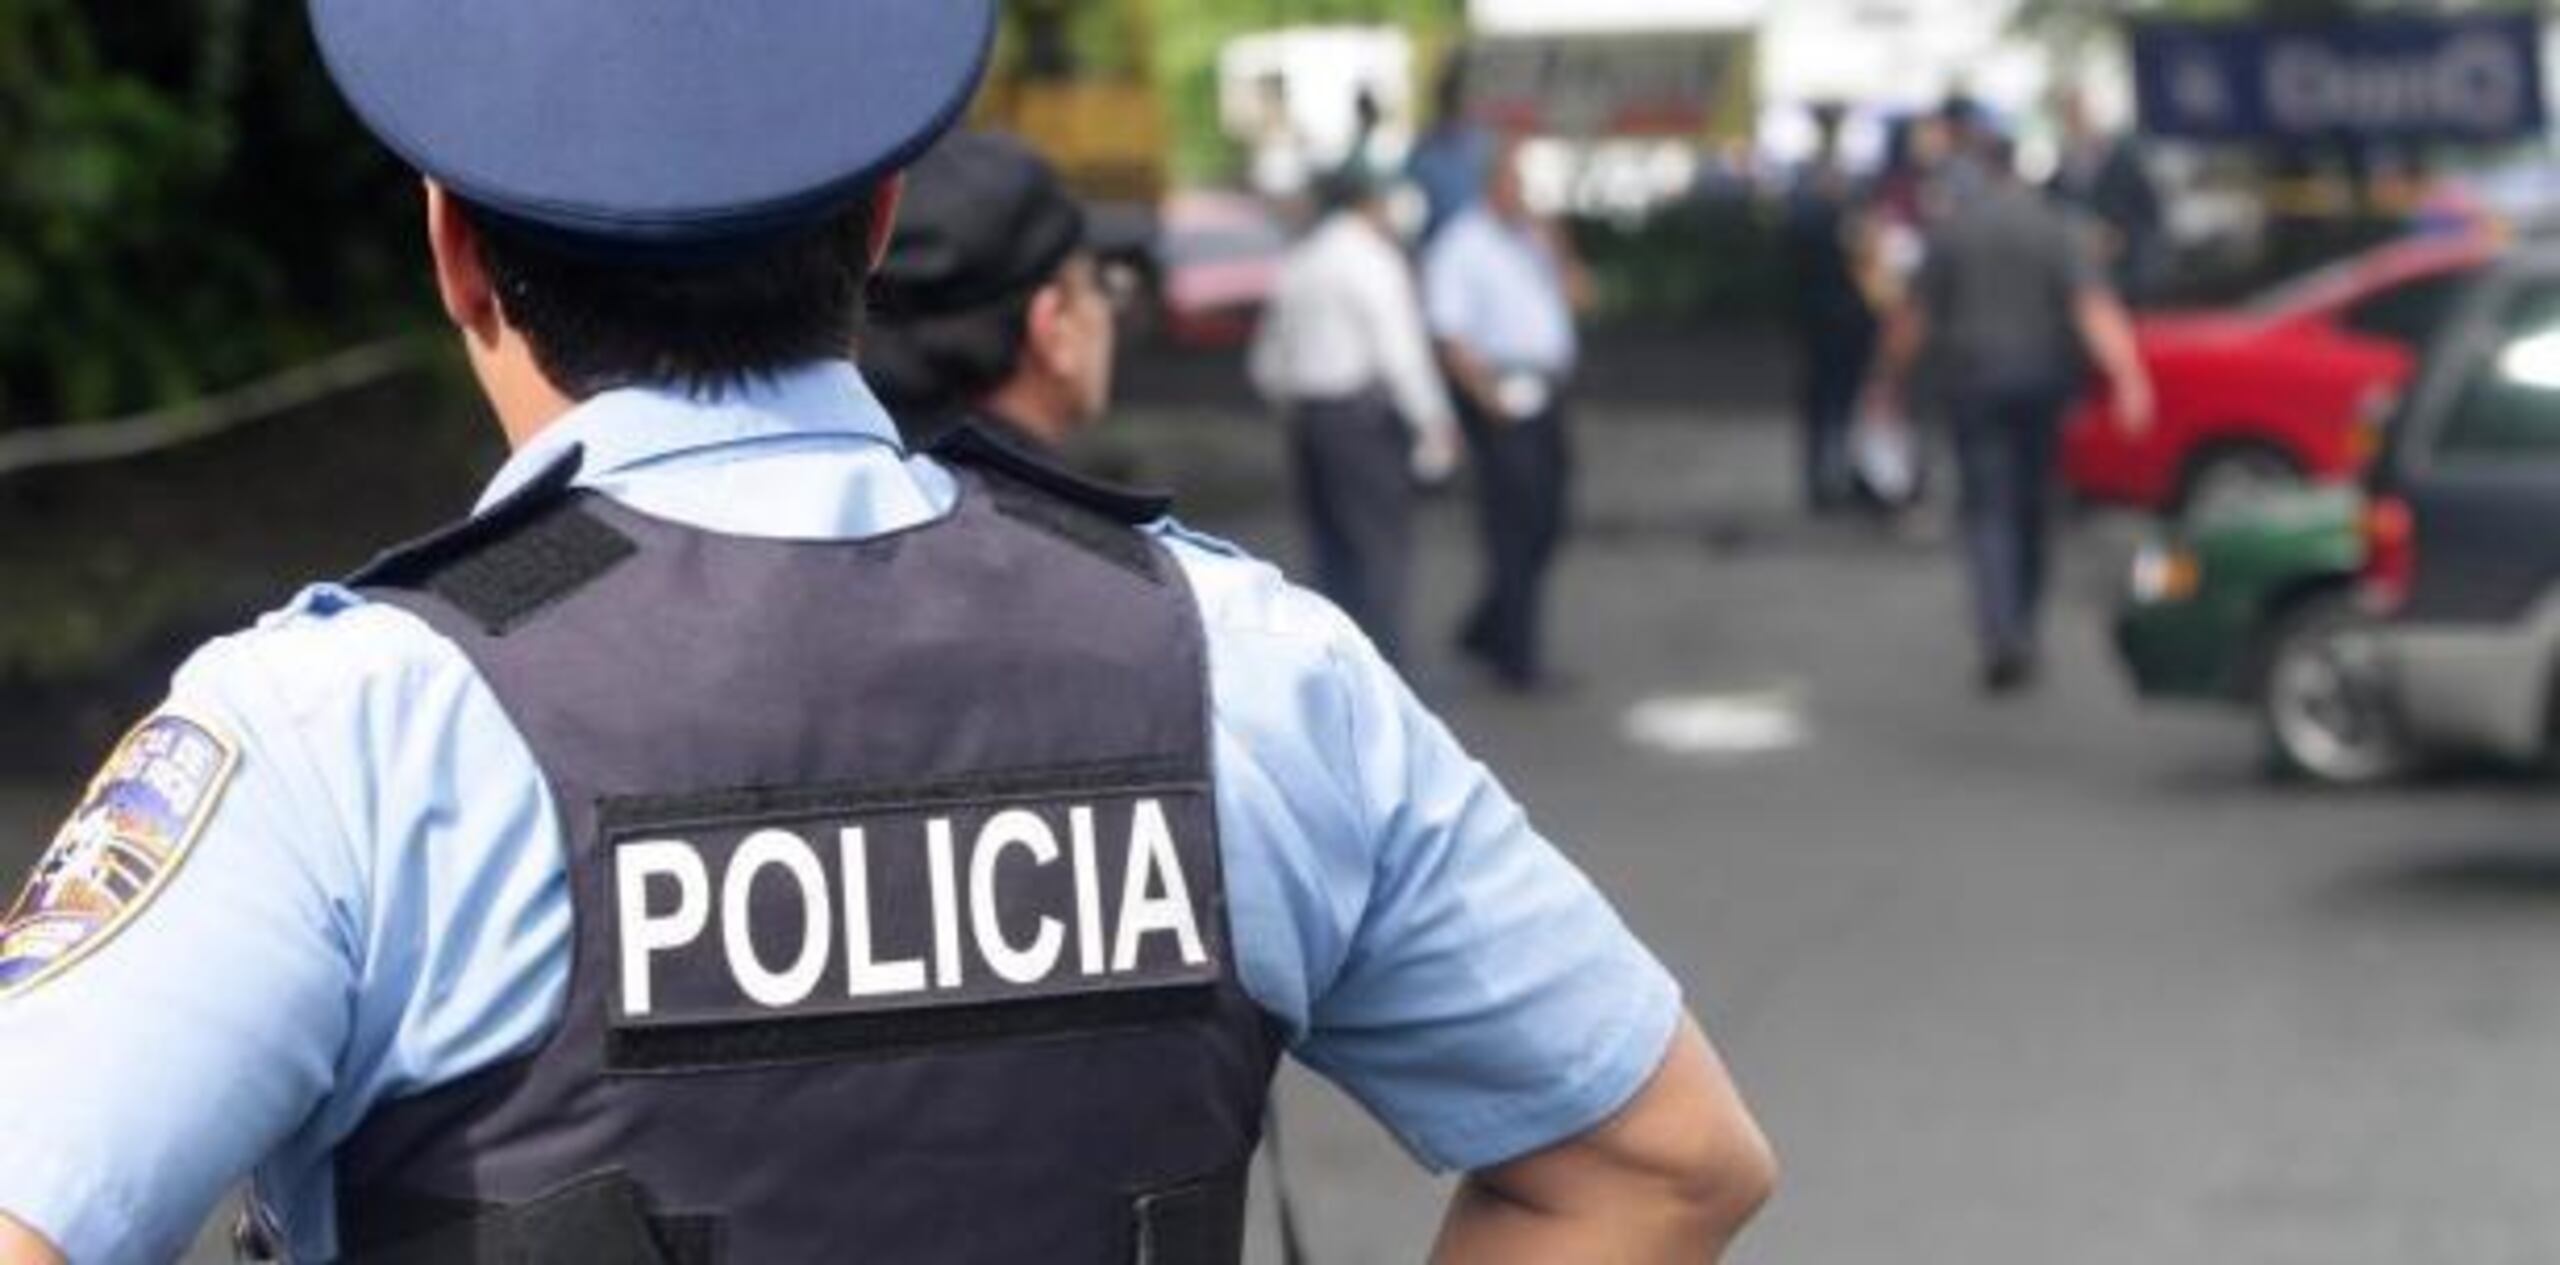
top-left (1218, 27), bottom-right (1417, 201)
top-left (1470, 0), bottom-right (2130, 175)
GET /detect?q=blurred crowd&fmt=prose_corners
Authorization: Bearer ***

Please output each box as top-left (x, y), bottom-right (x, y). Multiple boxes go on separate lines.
top-left (861, 57), bottom-right (2188, 702)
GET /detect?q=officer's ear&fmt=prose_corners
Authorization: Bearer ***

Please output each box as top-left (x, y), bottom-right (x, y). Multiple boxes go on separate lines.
top-left (1020, 275), bottom-right (1076, 380)
top-left (864, 175), bottom-right (907, 270)
top-left (423, 181), bottom-right (504, 347)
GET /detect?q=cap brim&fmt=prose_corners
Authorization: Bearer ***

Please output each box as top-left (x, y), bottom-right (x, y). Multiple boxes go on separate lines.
top-left (312, 0), bottom-right (996, 248)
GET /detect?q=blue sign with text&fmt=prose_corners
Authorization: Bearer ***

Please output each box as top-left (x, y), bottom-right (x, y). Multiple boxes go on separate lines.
top-left (2133, 15), bottom-right (2546, 142)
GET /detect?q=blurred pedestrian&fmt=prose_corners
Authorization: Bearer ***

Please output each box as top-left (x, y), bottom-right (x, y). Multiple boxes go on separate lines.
top-left (1406, 53), bottom-right (1496, 246)
top-left (864, 132), bottom-right (1120, 454)
top-left (1250, 168), bottom-right (1461, 664)
top-left (1425, 142), bottom-right (1589, 691)
top-left (2049, 86), bottom-right (2166, 305)
top-left (1934, 93), bottom-right (1996, 208)
top-left (1876, 133), bottom-right (2152, 694)
top-left (1784, 103), bottom-right (1877, 514)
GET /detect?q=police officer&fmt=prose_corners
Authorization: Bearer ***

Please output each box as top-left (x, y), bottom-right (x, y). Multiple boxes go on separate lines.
top-left (862, 131), bottom-right (1123, 455)
top-left (0, 4), bottom-right (1775, 1263)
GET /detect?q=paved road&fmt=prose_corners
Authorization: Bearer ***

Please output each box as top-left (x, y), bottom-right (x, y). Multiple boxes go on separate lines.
top-left (7, 404), bottom-right (2560, 1262)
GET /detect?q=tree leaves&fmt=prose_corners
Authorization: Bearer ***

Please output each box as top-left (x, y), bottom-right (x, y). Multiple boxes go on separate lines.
top-left (0, 0), bottom-right (422, 429)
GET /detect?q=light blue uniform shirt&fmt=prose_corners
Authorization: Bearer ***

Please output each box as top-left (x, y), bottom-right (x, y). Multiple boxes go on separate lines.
top-left (1422, 206), bottom-right (1579, 377)
top-left (0, 363), bottom-right (1679, 1263)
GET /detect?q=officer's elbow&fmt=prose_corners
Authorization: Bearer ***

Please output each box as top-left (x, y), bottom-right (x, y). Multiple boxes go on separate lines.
top-left (1668, 1104), bottom-right (1778, 1244)
top-left (1614, 1019), bottom-right (1777, 1252)
top-left (1451, 1020), bottom-right (1775, 1260)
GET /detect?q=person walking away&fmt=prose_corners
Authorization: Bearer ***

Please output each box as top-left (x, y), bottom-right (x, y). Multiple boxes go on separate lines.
top-left (2049, 86), bottom-right (2167, 305)
top-left (1784, 103), bottom-right (1878, 515)
top-left (864, 131), bottom-right (1122, 455)
top-left (1250, 170), bottom-right (1460, 665)
top-left (0, 2), bottom-right (1776, 1261)
top-left (1876, 133), bottom-right (2152, 694)
top-left (1425, 142), bottom-right (1589, 691)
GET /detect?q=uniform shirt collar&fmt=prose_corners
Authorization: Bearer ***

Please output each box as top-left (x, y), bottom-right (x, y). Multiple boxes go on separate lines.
top-left (476, 360), bottom-right (904, 514)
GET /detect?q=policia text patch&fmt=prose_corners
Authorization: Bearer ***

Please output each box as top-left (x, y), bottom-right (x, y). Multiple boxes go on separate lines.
top-left (600, 766), bottom-right (1226, 1069)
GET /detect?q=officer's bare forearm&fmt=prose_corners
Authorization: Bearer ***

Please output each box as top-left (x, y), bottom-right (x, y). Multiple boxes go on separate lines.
top-left (1429, 1020), bottom-right (1774, 1263)
top-left (0, 1213), bottom-right (64, 1265)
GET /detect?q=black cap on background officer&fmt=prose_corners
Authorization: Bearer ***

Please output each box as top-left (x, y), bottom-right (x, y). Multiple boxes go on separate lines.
top-left (866, 132), bottom-right (1128, 453)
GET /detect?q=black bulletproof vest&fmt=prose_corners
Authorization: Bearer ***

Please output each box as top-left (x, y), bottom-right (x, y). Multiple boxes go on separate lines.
top-left (329, 431), bottom-right (1281, 1265)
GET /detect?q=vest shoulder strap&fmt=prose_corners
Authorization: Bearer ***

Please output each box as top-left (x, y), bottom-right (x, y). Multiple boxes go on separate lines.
top-left (345, 446), bottom-right (638, 634)
top-left (932, 423), bottom-right (1175, 584)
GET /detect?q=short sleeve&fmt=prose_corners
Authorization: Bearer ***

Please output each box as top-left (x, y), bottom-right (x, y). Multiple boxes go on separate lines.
top-left (1293, 638), bottom-right (1682, 1171)
top-left (1167, 536), bottom-right (1684, 1176)
top-left (0, 638), bottom-right (361, 1263)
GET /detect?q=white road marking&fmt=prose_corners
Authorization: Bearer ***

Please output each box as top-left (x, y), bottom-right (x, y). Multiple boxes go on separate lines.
top-left (1622, 689), bottom-right (1809, 759)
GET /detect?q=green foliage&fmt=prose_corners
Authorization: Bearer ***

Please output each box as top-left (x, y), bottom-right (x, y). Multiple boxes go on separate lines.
top-left (1572, 200), bottom-right (1793, 326)
top-left (0, 0), bottom-right (424, 428)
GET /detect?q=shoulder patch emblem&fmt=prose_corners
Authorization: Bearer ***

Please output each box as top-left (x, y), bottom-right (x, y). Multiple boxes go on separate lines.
top-left (0, 712), bottom-right (238, 998)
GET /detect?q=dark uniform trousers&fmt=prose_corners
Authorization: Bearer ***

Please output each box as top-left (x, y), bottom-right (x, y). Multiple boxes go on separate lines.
top-left (1456, 385), bottom-right (1571, 686)
top-left (1288, 392), bottom-right (1415, 664)
top-left (329, 431), bottom-right (1280, 1265)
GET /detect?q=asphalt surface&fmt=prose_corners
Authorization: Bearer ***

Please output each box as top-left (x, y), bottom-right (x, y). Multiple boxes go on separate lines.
top-left (8, 399), bottom-right (2560, 1262)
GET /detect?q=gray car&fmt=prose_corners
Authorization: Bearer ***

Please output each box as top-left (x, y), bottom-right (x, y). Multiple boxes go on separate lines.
top-left (2369, 243), bottom-right (2560, 768)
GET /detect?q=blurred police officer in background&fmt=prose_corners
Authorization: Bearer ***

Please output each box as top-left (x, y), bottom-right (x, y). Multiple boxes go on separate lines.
top-left (0, 2), bottom-right (1772, 1263)
top-left (864, 131), bottom-right (1121, 455)
top-left (1251, 166), bottom-right (1460, 666)
top-left (1426, 141), bottom-right (1591, 692)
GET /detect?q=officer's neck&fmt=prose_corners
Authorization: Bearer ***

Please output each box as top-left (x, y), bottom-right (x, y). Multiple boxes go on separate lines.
top-left (973, 381), bottom-right (1080, 453)
top-left (469, 333), bottom-right (580, 453)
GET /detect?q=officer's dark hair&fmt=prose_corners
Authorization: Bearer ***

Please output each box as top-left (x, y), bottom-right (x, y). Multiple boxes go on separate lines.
top-left (860, 251), bottom-right (1087, 430)
top-left (467, 198), bottom-right (878, 400)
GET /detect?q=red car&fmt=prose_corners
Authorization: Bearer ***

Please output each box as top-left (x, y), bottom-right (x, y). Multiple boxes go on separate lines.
top-left (1147, 191), bottom-right (1288, 350)
top-left (2065, 232), bottom-right (2499, 513)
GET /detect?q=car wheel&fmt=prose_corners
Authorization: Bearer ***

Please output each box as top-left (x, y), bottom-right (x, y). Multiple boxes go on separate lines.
top-left (2258, 594), bottom-right (2414, 787)
top-left (2181, 445), bottom-right (2303, 517)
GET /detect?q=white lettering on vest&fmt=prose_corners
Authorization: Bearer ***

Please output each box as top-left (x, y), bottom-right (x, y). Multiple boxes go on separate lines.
top-left (839, 827), bottom-right (926, 998)
top-left (1069, 806), bottom-right (1105, 976)
top-left (971, 809), bottom-right (1065, 984)
top-left (722, 829), bottom-right (832, 1008)
top-left (617, 840), bottom-right (711, 1018)
top-left (926, 819), bottom-right (964, 989)
top-left (617, 796), bottom-right (1210, 1020)
top-left (1112, 800), bottom-right (1207, 971)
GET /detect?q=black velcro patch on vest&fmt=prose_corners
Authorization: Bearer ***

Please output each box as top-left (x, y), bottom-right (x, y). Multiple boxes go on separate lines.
top-left (426, 503), bottom-right (638, 634)
top-left (596, 759), bottom-right (1227, 1073)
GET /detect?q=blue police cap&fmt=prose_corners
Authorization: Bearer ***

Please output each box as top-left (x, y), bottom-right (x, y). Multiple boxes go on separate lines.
top-left (309, 0), bottom-right (998, 258)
